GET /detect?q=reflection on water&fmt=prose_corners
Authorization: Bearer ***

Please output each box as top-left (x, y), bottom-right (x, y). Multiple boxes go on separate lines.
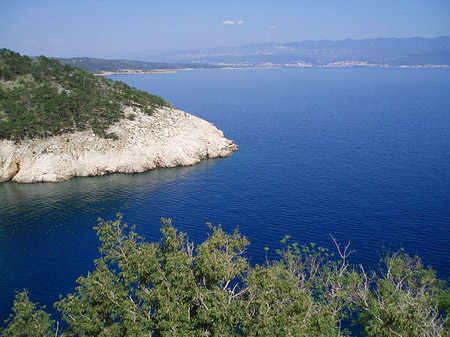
top-left (1, 159), bottom-right (218, 227)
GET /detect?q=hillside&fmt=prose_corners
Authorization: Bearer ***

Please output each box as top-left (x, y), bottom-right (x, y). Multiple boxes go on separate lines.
top-left (0, 49), bottom-right (171, 141)
top-left (0, 49), bottom-right (237, 183)
top-left (58, 57), bottom-right (226, 74)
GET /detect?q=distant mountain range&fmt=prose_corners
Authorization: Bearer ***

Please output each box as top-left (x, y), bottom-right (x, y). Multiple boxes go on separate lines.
top-left (56, 37), bottom-right (450, 74)
top-left (146, 36), bottom-right (450, 67)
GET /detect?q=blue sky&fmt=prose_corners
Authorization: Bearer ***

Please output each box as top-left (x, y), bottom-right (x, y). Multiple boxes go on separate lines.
top-left (1, 0), bottom-right (449, 60)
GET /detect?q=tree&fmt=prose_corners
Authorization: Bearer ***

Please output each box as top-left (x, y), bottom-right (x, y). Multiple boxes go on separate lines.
top-left (355, 250), bottom-right (450, 336)
top-left (1, 215), bottom-right (449, 336)
top-left (1, 290), bottom-right (56, 337)
top-left (55, 217), bottom-right (251, 336)
top-left (0, 49), bottom-right (171, 141)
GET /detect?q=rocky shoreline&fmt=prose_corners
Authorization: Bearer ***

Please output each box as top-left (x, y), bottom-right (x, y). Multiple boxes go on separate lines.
top-left (0, 106), bottom-right (237, 183)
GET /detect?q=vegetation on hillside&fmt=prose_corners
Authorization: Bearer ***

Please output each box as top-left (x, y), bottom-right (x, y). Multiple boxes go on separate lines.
top-left (1, 215), bottom-right (449, 336)
top-left (58, 57), bottom-right (224, 74)
top-left (0, 49), bottom-right (171, 141)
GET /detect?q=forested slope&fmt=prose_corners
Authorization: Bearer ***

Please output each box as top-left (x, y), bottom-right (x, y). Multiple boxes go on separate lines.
top-left (58, 57), bottom-right (223, 74)
top-left (0, 49), bottom-right (170, 141)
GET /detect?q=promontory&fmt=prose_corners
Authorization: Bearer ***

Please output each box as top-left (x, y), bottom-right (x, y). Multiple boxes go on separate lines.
top-left (0, 49), bottom-right (237, 183)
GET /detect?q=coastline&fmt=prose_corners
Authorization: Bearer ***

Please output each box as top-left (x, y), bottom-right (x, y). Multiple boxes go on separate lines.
top-left (0, 106), bottom-right (237, 183)
top-left (94, 64), bottom-right (449, 76)
top-left (94, 69), bottom-right (180, 76)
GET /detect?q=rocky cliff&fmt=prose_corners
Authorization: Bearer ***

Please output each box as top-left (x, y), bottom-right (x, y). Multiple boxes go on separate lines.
top-left (0, 106), bottom-right (237, 183)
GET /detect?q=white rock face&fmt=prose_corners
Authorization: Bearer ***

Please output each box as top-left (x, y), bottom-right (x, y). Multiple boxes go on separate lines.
top-left (0, 106), bottom-right (237, 183)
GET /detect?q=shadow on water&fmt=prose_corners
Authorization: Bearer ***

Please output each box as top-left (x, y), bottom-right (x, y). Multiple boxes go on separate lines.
top-left (0, 159), bottom-right (220, 324)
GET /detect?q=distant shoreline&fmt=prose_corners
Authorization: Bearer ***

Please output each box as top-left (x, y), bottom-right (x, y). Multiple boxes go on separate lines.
top-left (94, 69), bottom-right (180, 76)
top-left (96, 64), bottom-right (449, 76)
top-left (94, 67), bottom-right (267, 76)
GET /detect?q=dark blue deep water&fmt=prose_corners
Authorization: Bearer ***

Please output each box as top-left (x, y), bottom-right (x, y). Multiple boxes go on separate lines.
top-left (1, 68), bottom-right (449, 325)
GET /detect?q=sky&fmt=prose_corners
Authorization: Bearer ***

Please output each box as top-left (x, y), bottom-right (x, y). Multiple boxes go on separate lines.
top-left (1, 0), bottom-right (449, 60)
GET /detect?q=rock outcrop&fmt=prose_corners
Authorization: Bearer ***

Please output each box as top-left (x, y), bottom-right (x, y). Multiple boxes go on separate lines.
top-left (0, 106), bottom-right (237, 183)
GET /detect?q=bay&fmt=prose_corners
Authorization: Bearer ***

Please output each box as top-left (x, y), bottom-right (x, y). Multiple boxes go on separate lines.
top-left (1, 68), bottom-right (449, 324)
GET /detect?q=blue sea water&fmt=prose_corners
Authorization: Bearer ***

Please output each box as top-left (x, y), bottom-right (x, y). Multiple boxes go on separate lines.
top-left (1, 68), bottom-right (449, 325)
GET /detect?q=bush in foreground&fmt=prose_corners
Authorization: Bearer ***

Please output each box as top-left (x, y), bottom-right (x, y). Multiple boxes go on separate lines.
top-left (1, 215), bottom-right (449, 336)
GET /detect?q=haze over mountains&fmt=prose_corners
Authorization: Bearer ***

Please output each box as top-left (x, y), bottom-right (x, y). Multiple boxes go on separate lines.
top-left (56, 37), bottom-right (450, 73)
top-left (146, 36), bottom-right (450, 67)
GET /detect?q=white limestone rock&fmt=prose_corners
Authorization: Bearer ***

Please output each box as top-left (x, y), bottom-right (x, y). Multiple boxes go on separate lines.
top-left (0, 107), bottom-right (237, 183)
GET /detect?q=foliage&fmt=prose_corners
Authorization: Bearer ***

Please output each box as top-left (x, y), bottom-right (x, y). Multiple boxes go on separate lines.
top-left (57, 57), bottom-right (224, 74)
top-left (356, 250), bottom-right (450, 336)
top-left (0, 290), bottom-right (56, 337)
top-left (1, 215), bottom-right (449, 336)
top-left (0, 49), bottom-right (171, 141)
top-left (55, 217), bottom-right (251, 336)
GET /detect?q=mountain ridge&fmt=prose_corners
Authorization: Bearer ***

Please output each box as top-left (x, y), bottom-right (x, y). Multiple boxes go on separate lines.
top-left (145, 36), bottom-right (450, 67)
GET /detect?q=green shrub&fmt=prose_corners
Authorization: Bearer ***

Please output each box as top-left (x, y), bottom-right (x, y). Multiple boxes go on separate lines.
top-left (0, 49), bottom-right (170, 142)
top-left (2, 216), bottom-right (448, 336)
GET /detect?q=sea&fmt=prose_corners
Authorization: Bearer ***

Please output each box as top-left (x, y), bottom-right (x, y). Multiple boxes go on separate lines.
top-left (1, 67), bottom-right (449, 326)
